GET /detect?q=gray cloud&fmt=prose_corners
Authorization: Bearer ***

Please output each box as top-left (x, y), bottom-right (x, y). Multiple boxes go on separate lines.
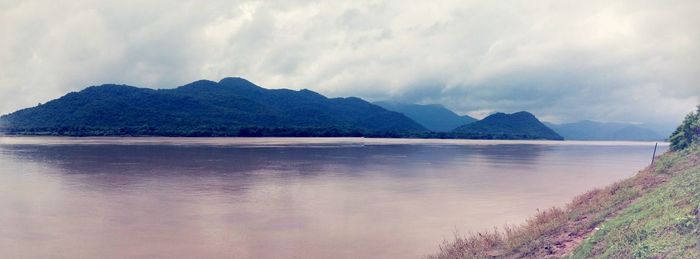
top-left (1, 0), bottom-right (698, 128)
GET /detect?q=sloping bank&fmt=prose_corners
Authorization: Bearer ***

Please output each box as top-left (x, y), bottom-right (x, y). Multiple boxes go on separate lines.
top-left (430, 107), bottom-right (700, 258)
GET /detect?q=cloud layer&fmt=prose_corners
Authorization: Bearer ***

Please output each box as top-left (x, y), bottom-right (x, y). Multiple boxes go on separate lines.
top-left (1, 0), bottom-right (699, 128)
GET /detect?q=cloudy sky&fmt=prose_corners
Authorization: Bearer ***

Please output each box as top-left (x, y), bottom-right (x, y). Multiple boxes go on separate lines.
top-left (1, 0), bottom-right (699, 130)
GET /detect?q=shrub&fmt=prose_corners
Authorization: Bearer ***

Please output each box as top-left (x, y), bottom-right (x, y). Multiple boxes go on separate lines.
top-left (670, 105), bottom-right (700, 151)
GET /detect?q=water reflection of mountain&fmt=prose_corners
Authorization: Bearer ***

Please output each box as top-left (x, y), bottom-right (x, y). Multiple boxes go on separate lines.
top-left (1, 143), bottom-right (551, 177)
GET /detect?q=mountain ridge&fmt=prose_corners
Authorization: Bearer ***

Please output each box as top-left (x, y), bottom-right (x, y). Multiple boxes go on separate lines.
top-left (0, 77), bottom-right (427, 136)
top-left (373, 101), bottom-right (477, 132)
top-left (453, 111), bottom-right (563, 140)
top-left (545, 120), bottom-right (665, 140)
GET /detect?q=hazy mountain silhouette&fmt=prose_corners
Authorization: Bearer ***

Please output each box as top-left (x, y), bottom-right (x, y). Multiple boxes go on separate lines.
top-left (374, 101), bottom-right (476, 132)
top-left (545, 120), bottom-right (665, 141)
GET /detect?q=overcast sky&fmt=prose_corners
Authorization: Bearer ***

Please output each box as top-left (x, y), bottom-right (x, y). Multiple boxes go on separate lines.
top-left (1, 0), bottom-right (699, 129)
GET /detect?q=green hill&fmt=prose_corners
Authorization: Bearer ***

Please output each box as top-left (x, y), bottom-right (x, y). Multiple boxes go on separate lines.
top-left (0, 77), bottom-right (427, 136)
top-left (452, 111), bottom-right (563, 140)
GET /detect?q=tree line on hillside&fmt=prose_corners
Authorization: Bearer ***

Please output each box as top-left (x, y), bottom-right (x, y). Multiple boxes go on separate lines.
top-left (0, 77), bottom-right (566, 140)
top-left (0, 125), bottom-right (561, 140)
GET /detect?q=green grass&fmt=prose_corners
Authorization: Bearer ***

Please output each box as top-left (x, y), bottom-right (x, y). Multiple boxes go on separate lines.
top-left (568, 147), bottom-right (700, 258)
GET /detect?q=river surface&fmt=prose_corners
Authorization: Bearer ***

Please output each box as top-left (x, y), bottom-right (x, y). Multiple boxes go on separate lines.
top-left (0, 137), bottom-right (668, 258)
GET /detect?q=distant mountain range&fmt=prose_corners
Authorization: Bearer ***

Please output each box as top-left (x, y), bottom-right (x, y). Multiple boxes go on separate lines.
top-left (0, 77), bottom-right (661, 141)
top-left (544, 120), bottom-right (665, 141)
top-left (454, 111), bottom-right (563, 140)
top-left (0, 77), bottom-right (426, 136)
top-left (373, 101), bottom-right (477, 132)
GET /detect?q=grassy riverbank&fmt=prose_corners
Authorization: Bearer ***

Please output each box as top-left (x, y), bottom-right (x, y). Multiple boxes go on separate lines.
top-left (569, 146), bottom-right (700, 257)
top-left (431, 107), bottom-right (700, 258)
top-left (431, 145), bottom-right (699, 259)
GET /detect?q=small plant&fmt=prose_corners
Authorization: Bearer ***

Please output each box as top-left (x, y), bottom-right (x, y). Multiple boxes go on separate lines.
top-left (655, 153), bottom-right (680, 174)
top-left (673, 215), bottom-right (695, 235)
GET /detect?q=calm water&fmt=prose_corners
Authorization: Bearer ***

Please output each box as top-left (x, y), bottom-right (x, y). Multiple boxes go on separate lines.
top-left (0, 137), bottom-right (667, 258)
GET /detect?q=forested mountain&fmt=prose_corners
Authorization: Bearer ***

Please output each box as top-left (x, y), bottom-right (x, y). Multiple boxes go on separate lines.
top-left (453, 111), bottom-right (563, 140)
top-left (0, 77), bottom-right (427, 136)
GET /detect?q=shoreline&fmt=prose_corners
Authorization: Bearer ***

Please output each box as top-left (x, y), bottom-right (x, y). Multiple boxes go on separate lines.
top-left (430, 145), bottom-right (700, 258)
top-left (0, 135), bottom-right (668, 147)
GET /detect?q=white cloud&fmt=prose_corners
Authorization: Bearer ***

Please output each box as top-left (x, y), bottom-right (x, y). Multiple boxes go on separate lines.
top-left (0, 0), bottom-right (698, 128)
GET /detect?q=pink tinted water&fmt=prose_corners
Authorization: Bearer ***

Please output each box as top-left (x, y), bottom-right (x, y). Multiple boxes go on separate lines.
top-left (0, 137), bottom-right (667, 258)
